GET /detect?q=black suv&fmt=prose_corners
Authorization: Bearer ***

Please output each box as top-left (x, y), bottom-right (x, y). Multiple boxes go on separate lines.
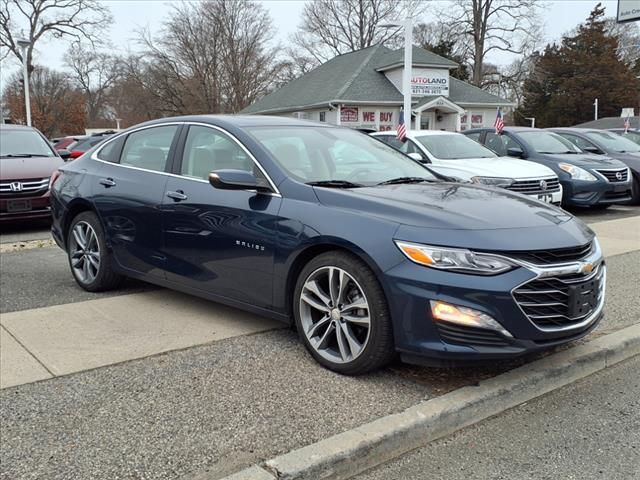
top-left (464, 127), bottom-right (632, 208)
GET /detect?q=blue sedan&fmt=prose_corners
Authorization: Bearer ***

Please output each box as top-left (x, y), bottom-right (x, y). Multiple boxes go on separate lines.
top-left (50, 116), bottom-right (605, 374)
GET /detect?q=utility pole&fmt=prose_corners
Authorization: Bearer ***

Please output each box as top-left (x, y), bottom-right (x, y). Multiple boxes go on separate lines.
top-left (594, 98), bottom-right (599, 121)
top-left (17, 38), bottom-right (32, 126)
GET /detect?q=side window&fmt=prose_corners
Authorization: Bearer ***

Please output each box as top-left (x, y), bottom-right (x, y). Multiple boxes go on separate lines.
top-left (120, 125), bottom-right (179, 172)
top-left (465, 132), bottom-right (481, 142)
top-left (484, 132), bottom-right (507, 156)
top-left (181, 125), bottom-right (252, 180)
top-left (558, 133), bottom-right (598, 153)
top-left (97, 136), bottom-right (125, 162)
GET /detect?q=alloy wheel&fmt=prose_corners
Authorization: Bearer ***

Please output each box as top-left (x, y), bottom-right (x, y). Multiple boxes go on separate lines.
top-left (69, 221), bottom-right (101, 284)
top-left (299, 266), bottom-right (371, 364)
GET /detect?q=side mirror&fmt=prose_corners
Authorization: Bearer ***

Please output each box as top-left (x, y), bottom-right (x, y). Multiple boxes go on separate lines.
top-left (506, 147), bottom-right (524, 158)
top-left (209, 169), bottom-right (270, 192)
top-left (407, 152), bottom-right (424, 162)
top-left (58, 149), bottom-right (72, 161)
top-left (583, 146), bottom-right (602, 154)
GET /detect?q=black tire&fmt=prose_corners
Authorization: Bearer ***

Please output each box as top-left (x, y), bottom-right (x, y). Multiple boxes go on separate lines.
top-left (293, 251), bottom-right (395, 375)
top-left (631, 175), bottom-right (640, 205)
top-left (67, 211), bottom-right (123, 292)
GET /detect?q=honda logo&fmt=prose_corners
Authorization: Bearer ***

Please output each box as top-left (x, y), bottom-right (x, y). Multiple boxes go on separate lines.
top-left (615, 171), bottom-right (623, 181)
top-left (9, 182), bottom-right (23, 192)
top-left (539, 180), bottom-right (547, 191)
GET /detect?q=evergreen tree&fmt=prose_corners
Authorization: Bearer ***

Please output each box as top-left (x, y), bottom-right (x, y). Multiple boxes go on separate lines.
top-left (517, 4), bottom-right (639, 127)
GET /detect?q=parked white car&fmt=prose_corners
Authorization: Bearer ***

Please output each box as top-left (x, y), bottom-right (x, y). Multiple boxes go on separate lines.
top-left (371, 130), bottom-right (563, 205)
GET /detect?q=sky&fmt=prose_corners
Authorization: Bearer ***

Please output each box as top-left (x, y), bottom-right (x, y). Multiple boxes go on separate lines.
top-left (0, 0), bottom-right (622, 85)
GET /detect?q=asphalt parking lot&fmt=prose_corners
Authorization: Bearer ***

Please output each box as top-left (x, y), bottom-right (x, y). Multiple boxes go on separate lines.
top-left (0, 205), bottom-right (639, 480)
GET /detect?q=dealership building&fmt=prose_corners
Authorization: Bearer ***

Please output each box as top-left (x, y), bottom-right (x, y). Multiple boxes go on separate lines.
top-left (242, 44), bottom-right (513, 132)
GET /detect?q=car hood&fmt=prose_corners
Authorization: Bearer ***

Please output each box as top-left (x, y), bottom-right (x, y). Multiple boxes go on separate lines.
top-left (601, 151), bottom-right (640, 173)
top-left (431, 157), bottom-right (556, 180)
top-left (0, 156), bottom-right (64, 180)
top-left (314, 182), bottom-right (572, 231)
top-left (538, 152), bottom-right (625, 169)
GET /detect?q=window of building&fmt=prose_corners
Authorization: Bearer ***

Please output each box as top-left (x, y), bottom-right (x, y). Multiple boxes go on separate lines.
top-left (319, 112), bottom-right (326, 122)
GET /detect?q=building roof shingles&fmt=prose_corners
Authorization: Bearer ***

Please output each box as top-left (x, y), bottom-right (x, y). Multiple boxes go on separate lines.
top-left (242, 45), bottom-right (510, 114)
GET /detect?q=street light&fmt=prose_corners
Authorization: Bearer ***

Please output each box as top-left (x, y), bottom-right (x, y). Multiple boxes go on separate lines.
top-left (16, 38), bottom-right (31, 127)
top-left (380, 18), bottom-right (413, 132)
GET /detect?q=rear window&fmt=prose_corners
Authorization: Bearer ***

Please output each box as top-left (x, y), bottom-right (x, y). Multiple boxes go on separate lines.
top-left (0, 129), bottom-right (56, 158)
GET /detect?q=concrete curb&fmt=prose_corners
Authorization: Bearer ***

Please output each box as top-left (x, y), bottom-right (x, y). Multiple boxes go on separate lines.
top-left (209, 323), bottom-right (640, 480)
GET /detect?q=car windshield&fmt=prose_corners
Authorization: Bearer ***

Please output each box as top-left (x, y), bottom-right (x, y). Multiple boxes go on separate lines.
top-left (586, 131), bottom-right (640, 153)
top-left (415, 134), bottom-right (497, 160)
top-left (519, 131), bottom-right (582, 154)
top-left (617, 131), bottom-right (640, 145)
top-left (0, 129), bottom-right (55, 158)
top-left (248, 126), bottom-right (437, 186)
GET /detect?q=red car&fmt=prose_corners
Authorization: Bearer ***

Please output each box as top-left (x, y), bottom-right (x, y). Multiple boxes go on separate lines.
top-left (0, 124), bottom-right (67, 222)
top-left (52, 135), bottom-right (87, 151)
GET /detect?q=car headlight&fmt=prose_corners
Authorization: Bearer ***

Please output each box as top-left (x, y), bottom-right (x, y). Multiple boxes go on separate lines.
top-left (395, 241), bottom-right (515, 275)
top-left (558, 163), bottom-right (597, 181)
top-left (471, 176), bottom-right (514, 187)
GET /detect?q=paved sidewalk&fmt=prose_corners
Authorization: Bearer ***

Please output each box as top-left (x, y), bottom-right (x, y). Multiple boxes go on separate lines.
top-left (588, 214), bottom-right (640, 257)
top-left (358, 355), bottom-right (640, 480)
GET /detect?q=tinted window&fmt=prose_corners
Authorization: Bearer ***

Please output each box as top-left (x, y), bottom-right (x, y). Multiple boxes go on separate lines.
top-left (519, 131), bottom-right (581, 154)
top-left (384, 138), bottom-right (423, 157)
top-left (484, 132), bottom-right (521, 156)
top-left (181, 126), bottom-right (252, 180)
top-left (465, 132), bottom-right (481, 142)
top-left (0, 128), bottom-right (55, 158)
top-left (120, 126), bottom-right (178, 172)
top-left (249, 127), bottom-right (436, 185)
top-left (415, 134), bottom-right (496, 160)
top-left (556, 133), bottom-right (599, 152)
top-left (585, 131), bottom-right (640, 153)
top-left (97, 136), bottom-right (125, 162)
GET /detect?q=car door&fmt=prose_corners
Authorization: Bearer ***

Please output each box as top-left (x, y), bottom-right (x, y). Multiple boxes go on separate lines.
top-left (92, 124), bottom-right (181, 278)
top-left (161, 124), bottom-right (282, 308)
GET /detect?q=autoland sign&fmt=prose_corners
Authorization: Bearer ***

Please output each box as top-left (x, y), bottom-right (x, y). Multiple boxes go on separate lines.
top-left (617, 0), bottom-right (640, 23)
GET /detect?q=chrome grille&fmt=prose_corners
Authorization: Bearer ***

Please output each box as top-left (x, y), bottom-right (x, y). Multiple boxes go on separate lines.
top-left (513, 264), bottom-right (605, 330)
top-left (487, 241), bottom-right (593, 265)
top-left (596, 168), bottom-right (628, 182)
top-left (0, 178), bottom-right (49, 197)
top-left (506, 177), bottom-right (560, 195)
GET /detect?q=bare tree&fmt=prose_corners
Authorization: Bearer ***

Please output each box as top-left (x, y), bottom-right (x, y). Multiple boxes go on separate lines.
top-left (605, 16), bottom-right (640, 66)
top-left (443, 0), bottom-right (542, 86)
top-left (66, 45), bottom-right (122, 124)
top-left (0, 0), bottom-right (112, 73)
top-left (2, 65), bottom-right (86, 136)
top-left (132, 0), bottom-right (280, 115)
top-left (292, 0), bottom-right (425, 66)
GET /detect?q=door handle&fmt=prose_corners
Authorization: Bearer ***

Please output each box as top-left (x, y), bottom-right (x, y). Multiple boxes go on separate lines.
top-left (99, 178), bottom-right (116, 187)
top-left (166, 190), bottom-right (188, 201)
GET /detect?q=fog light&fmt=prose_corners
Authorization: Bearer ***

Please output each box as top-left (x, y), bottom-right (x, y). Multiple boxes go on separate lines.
top-left (430, 300), bottom-right (512, 338)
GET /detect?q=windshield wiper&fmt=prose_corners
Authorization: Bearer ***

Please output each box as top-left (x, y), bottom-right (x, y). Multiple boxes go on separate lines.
top-left (377, 176), bottom-right (434, 186)
top-left (306, 180), bottom-right (364, 188)
top-left (1, 153), bottom-right (47, 158)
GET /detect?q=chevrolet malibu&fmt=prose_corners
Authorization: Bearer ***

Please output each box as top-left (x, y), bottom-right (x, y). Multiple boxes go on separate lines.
top-left (50, 116), bottom-right (606, 375)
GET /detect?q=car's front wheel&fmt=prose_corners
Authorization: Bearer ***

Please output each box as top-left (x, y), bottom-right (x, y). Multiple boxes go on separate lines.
top-left (293, 251), bottom-right (395, 375)
top-left (67, 211), bottom-right (123, 292)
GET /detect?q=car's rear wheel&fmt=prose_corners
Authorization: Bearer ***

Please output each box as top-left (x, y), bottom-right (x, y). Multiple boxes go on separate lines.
top-left (293, 251), bottom-right (394, 375)
top-left (631, 175), bottom-right (640, 205)
top-left (67, 211), bottom-right (122, 292)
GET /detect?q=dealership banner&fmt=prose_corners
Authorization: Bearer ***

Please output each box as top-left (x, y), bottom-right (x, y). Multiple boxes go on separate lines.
top-left (340, 107), bottom-right (396, 131)
top-left (617, 0), bottom-right (640, 23)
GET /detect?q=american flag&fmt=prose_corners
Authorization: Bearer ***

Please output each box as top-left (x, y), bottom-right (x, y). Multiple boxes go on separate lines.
top-left (397, 110), bottom-right (407, 141)
top-left (494, 108), bottom-right (504, 134)
top-left (624, 115), bottom-right (631, 133)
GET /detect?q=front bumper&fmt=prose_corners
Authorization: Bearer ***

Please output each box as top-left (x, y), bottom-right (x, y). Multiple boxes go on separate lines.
top-left (384, 245), bottom-right (605, 365)
top-left (562, 178), bottom-right (632, 207)
top-left (0, 192), bottom-right (52, 222)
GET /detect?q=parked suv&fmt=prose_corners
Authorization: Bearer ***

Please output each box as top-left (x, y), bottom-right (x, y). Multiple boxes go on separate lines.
top-left (372, 130), bottom-right (562, 205)
top-left (464, 127), bottom-right (632, 208)
top-left (0, 124), bottom-right (67, 221)
top-left (548, 128), bottom-right (640, 204)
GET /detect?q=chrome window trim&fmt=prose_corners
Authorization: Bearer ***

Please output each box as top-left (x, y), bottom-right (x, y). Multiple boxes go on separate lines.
top-left (90, 121), bottom-right (282, 197)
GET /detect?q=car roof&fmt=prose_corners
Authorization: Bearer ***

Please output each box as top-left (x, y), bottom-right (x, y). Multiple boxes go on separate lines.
top-left (137, 114), bottom-right (335, 130)
top-left (0, 123), bottom-right (38, 131)
top-left (546, 127), bottom-right (604, 134)
top-left (372, 130), bottom-right (458, 137)
top-left (465, 126), bottom-right (538, 133)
